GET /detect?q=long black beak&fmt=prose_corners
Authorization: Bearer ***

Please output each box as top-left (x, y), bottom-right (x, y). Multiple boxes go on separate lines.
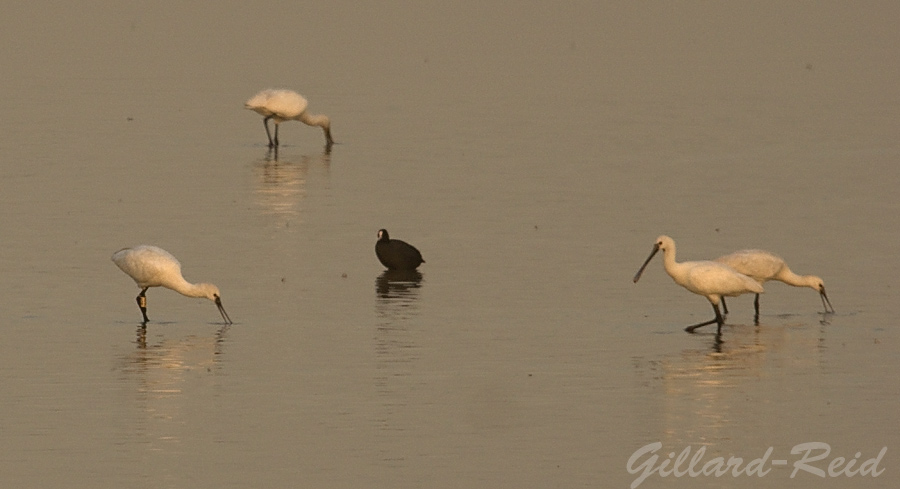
top-left (633, 243), bottom-right (660, 283)
top-left (820, 286), bottom-right (835, 313)
top-left (215, 297), bottom-right (233, 324)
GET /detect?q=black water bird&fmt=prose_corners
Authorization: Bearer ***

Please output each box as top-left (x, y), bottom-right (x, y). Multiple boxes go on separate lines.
top-left (375, 229), bottom-right (424, 271)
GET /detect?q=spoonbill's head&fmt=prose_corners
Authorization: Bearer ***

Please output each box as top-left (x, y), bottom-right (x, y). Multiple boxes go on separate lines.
top-left (808, 276), bottom-right (834, 313)
top-left (196, 283), bottom-right (232, 324)
top-left (654, 235), bottom-right (677, 252)
top-left (194, 283), bottom-right (221, 301)
top-left (633, 235), bottom-right (673, 283)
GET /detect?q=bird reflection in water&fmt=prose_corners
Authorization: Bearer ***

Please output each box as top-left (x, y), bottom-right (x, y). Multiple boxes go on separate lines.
top-left (251, 148), bottom-right (330, 225)
top-left (118, 324), bottom-right (230, 451)
top-left (373, 270), bottom-right (424, 457)
top-left (133, 323), bottom-right (230, 354)
top-left (632, 320), bottom-right (828, 448)
top-left (374, 270), bottom-right (424, 357)
top-left (375, 270), bottom-right (423, 312)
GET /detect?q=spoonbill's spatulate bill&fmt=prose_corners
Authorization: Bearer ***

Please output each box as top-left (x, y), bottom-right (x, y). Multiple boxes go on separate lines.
top-left (112, 245), bottom-right (232, 326)
top-left (245, 89), bottom-right (333, 148)
top-left (375, 229), bottom-right (425, 271)
top-left (633, 235), bottom-right (764, 333)
top-left (714, 249), bottom-right (833, 317)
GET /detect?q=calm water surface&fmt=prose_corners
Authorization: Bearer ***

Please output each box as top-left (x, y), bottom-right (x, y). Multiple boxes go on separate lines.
top-left (1, 2), bottom-right (898, 488)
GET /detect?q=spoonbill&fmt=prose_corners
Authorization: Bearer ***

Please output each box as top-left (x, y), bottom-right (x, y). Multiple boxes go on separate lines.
top-left (376, 229), bottom-right (425, 271)
top-left (245, 89), bottom-right (334, 148)
top-left (633, 236), bottom-right (764, 333)
top-left (112, 245), bottom-right (232, 325)
top-left (715, 249), bottom-right (833, 317)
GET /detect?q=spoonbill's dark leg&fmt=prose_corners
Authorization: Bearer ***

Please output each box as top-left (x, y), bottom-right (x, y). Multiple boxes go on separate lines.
top-left (273, 122), bottom-right (280, 147)
top-left (753, 293), bottom-right (761, 325)
top-left (263, 117), bottom-right (274, 147)
top-left (716, 302), bottom-right (725, 334)
top-left (685, 303), bottom-right (725, 334)
top-left (721, 296), bottom-right (729, 315)
top-left (136, 287), bottom-right (150, 325)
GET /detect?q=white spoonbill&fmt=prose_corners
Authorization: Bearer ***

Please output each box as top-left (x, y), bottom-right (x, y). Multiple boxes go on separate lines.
top-left (715, 249), bottom-right (833, 317)
top-left (245, 89), bottom-right (333, 148)
top-left (112, 245), bottom-right (232, 326)
top-left (633, 236), bottom-right (764, 333)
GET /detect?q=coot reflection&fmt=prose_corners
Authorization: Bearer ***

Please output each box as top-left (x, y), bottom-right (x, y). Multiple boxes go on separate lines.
top-left (375, 269), bottom-right (424, 301)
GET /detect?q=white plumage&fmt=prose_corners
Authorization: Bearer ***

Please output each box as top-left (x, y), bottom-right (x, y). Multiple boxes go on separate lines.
top-left (633, 235), bottom-right (763, 333)
top-left (245, 89), bottom-right (333, 148)
top-left (715, 249), bottom-right (833, 316)
top-left (112, 245), bottom-right (231, 325)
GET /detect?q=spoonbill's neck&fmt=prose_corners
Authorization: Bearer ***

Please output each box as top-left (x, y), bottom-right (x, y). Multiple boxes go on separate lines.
top-left (299, 112), bottom-right (329, 129)
top-left (661, 245), bottom-right (681, 278)
top-left (777, 268), bottom-right (816, 288)
top-left (660, 244), bottom-right (703, 292)
top-left (300, 112), bottom-right (333, 144)
top-left (168, 278), bottom-right (208, 299)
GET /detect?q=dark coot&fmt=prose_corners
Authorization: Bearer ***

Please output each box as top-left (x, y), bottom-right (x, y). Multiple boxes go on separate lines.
top-left (375, 229), bottom-right (424, 271)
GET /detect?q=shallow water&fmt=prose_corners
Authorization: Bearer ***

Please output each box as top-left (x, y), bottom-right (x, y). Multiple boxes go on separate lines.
top-left (1, 2), bottom-right (898, 488)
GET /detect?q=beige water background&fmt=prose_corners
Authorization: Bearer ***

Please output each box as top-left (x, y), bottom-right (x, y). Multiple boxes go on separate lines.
top-left (1, 2), bottom-right (898, 488)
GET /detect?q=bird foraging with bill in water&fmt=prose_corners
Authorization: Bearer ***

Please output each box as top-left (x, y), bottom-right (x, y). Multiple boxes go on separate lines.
top-left (112, 245), bottom-right (232, 326)
top-left (714, 248), bottom-right (833, 318)
top-left (245, 88), bottom-right (334, 148)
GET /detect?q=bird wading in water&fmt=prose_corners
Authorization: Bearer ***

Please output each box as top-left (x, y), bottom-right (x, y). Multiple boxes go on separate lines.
top-left (633, 236), bottom-right (763, 333)
top-left (375, 229), bottom-right (424, 271)
top-left (715, 248), bottom-right (833, 320)
top-left (245, 89), bottom-right (334, 149)
top-left (112, 245), bottom-right (232, 326)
